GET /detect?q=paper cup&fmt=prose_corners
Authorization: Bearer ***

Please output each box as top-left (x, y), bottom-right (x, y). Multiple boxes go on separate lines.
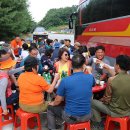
top-left (93, 58), bottom-right (97, 63)
top-left (44, 65), bottom-right (48, 70)
top-left (96, 79), bottom-right (100, 85)
top-left (99, 63), bottom-right (104, 69)
top-left (100, 81), bottom-right (105, 87)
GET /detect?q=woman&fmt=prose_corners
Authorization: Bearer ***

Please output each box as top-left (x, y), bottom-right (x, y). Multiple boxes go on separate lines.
top-left (18, 57), bottom-right (59, 113)
top-left (0, 50), bottom-right (24, 115)
top-left (54, 48), bottom-right (71, 79)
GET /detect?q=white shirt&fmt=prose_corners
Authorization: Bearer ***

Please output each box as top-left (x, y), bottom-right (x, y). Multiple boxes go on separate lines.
top-left (21, 50), bottom-right (29, 59)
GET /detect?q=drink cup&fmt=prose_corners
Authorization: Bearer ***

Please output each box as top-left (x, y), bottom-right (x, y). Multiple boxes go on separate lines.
top-left (93, 58), bottom-right (97, 63)
top-left (100, 81), bottom-right (105, 88)
top-left (96, 79), bottom-right (100, 85)
top-left (70, 55), bottom-right (73, 59)
top-left (83, 53), bottom-right (87, 57)
top-left (99, 62), bottom-right (104, 69)
top-left (44, 65), bottom-right (48, 70)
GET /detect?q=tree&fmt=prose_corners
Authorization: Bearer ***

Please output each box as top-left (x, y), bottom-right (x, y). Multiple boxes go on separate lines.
top-left (39, 5), bottom-right (77, 29)
top-left (0, 0), bottom-right (35, 41)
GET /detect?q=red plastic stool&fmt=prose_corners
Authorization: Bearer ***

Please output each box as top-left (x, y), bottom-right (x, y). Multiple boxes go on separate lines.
top-left (105, 115), bottom-right (130, 130)
top-left (64, 121), bottom-right (91, 130)
top-left (0, 105), bottom-right (14, 130)
top-left (14, 108), bottom-right (41, 130)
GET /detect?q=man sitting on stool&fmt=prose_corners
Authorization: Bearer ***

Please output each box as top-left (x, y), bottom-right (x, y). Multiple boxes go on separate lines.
top-left (92, 55), bottom-right (130, 124)
top-left (47, 54), bottom-right (95, 130)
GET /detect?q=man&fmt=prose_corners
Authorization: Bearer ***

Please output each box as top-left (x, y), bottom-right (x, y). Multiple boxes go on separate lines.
top-left (92, 55), bottom-right (130, 123)
top-left (11, 35), bottom-right (22, 57)
top-left (47, 54), bottom-right (95, 130)
top-left (45, 39), bottom-right (53, 50)
top-left (62, 39), bottom-right (74, 55)
top-left (53, 39), bottom-right (61, 49)
top-left (18, 57), bottom-right (59, 113)
top-left (87, 45), bottom-right (111, 99)
top-left (20, 45), bottom-right (43, 74)
top-left (73, 42), bottom-right (81, 55)
top-left (87, 45), bottom-right (111, 81)
top-left (52, 39), bottom-right (61, 61)
top-left (37, 38), bottom-right (44, 47)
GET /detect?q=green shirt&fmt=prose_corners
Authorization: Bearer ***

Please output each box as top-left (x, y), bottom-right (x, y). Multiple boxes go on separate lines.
top-left (109, 71), bottom-right (130, 116)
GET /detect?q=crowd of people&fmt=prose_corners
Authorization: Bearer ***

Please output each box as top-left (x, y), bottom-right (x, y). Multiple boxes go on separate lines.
top-left (0, 35), bottom-right (130, 130)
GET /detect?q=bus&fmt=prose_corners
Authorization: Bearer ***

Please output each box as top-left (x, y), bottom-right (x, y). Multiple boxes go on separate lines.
top-left (69, 0), bottom-right (130, 62)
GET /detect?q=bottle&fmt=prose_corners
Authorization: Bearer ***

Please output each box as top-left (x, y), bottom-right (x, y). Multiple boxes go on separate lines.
top-left (61, 71), bottom-right (67, 79)
top-left (95, 73), bottom-right (101, 85)
top-left (61, 71), bottom-right (65, 79)
top-left (47, 72), bottom-right (52, 84)
top-left (42, 72), bottom-right (51, 84)
top-left (42, 72), bottom-right (47, 81)
top-left (64, 71), bottom-right (67, 77)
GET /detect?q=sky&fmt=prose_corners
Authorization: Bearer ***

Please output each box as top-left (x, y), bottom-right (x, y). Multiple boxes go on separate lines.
top-left (28, 0), bottom-right (79, 22)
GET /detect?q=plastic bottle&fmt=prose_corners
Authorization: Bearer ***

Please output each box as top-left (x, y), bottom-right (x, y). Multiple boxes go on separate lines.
top-left (64, 71), bottom-right (67, 77)
top-left (42, 72), bottom-right (51, 84)
top-left (61, 71), bottom-right (64, 79)
top-left (47, 72), bottom-right (52, 84)
top-left (95, 73), bottom-right (101, 85)
top-left (42, 72), bottom-right (47, 80)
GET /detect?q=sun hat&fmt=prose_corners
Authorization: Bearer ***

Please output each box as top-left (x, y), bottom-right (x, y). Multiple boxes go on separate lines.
top-left (0, 54), bottom-right (16, 69)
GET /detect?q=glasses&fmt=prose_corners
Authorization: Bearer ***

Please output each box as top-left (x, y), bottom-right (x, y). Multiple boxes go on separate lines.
top-left (65, 54), bottom-right (69, 56)
top-left (30, 52), bottom-right (38, 57)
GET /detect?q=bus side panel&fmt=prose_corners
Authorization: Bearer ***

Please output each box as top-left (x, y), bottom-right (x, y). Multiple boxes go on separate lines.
top-left (76, 17), bottom-right (130, 57)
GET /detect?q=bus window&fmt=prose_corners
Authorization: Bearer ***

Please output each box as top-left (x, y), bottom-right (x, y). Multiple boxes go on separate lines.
top-left (112, 0), bottom-right (130, 18)
top-left (81, 0), bottom-right (112, 24)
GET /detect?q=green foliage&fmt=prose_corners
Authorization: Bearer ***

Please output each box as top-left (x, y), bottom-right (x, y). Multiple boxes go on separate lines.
top-left (48, 25), bottom-right (68, 32)
top-left (39, 5), bottom-right (77, 29)
top-left (0, 0), bottom-right (35, 41)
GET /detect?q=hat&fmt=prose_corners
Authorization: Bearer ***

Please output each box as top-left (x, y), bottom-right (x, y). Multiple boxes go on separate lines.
top-left (74, 42), bottom-right (81, 47)
top-left (0, 56), bottom-right (16, 69)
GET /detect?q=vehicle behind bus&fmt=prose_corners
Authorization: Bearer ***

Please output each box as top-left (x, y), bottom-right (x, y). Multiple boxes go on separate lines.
top-left (33, 27), bottom-right (48, 42)
top-left (69, 0), bottom-right (130, 61)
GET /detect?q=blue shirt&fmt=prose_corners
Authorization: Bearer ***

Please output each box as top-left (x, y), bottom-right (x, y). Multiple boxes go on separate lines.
top-left (57, 72), bottom-right (95, 116)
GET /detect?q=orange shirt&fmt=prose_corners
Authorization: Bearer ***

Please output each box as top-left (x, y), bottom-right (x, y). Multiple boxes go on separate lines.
top-left (11, 39), bottom-right (22, 55)
top-left (18, 72), bottom-right (50, 105)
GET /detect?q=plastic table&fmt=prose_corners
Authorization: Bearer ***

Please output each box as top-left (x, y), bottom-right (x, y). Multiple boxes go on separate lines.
top-left (92, 84), bottom-right (107, 93)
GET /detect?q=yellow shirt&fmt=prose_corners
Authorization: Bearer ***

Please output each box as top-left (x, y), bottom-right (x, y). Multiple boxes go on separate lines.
top-left (58, 63), bottom-right (69, 79)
